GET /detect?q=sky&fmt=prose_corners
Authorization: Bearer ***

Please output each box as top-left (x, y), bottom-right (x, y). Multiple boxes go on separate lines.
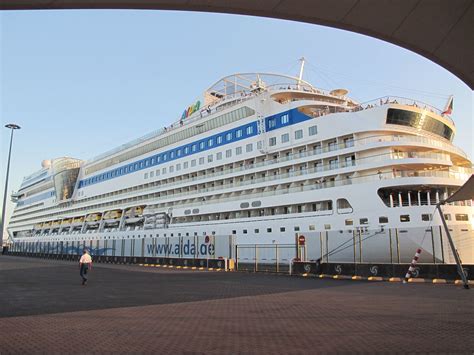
top-left (1, 10), bottom-right (473, 237)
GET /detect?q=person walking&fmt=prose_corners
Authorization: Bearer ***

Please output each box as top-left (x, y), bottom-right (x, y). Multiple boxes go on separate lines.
top-left (79, 249), bottom-right (92, 285)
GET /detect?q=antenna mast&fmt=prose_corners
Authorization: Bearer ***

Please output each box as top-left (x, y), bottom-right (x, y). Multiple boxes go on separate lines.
top-left (297, 57), bottom-right (306, 88)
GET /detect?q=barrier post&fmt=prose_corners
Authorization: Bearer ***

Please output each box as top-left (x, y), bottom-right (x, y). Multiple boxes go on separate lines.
top-left (404, 248), bottom-right (422, 282)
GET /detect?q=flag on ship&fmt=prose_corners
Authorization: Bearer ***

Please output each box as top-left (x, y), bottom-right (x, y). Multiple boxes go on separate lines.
top-left (441, 96), bottom-right (453, 115)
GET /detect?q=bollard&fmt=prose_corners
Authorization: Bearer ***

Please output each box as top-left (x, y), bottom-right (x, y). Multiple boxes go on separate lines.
top-left (404, 248), bottom-right (422, 283)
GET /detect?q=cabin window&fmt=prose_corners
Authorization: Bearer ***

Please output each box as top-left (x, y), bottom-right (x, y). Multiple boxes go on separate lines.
top-left (421, 214), bottom-right (432, 221)
top-left (269, 137), bottom-right (277, 146)
top-left (268, 118), bottom-right (276, 128)
top-left (208, 138), bottom-right (213, 147)
top-left (199, 157), bottom-right (205, 165)
top-left (455, 214), bottom-right (469, 221)
top-left (280, 227), bottom-right (285, 232)
top-left (400, 215), bottom-right (410, 222)
top-left (281, 133), bottom-right (289, 143)
top-left (308, 125), bottom-right (318, 136)
top-left (226, 149), bottom-right (232, 158)
top-left (246, 126), bottom-right (254, 135)
top-left (359, 218), bottom-right (369, 225)
top-left (295, 129), bottom-right (303, 140)
top-left (217, 136), bottom-right (223, 144)
top-left (199, 142), bottom-right (205, 150)
top-left (236, 147), bottom-right (242, 155)
top-left (345, 219), bottom-right (353, 226)
top-left (236, 129), bottom-right (242, 138)
top-left (226, 132), bottom-right (232, 141)
top-left (379, 216), bottom-right (389, 224)
top-left (281, 114), bottom-right (289, 124)
top-left (216, 152), bottom-right (223, 160)
top-left (246, 143), bottom-right (253, 152)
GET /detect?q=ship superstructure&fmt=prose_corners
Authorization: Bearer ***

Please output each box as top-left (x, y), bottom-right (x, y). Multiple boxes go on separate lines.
top-left (7, 66), bottom-right (474, 264)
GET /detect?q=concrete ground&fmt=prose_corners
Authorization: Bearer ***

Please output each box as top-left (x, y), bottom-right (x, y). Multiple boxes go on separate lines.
top-left (0, 256), bottom-right (473, 354)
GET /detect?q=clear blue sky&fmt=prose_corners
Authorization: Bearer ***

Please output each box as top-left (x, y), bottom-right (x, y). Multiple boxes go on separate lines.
top-left (1, 10), bottom-right (473, 233)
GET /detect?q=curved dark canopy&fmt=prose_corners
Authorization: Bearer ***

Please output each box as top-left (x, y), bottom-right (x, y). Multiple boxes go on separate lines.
top-left (2, 0), bottom-right (473, 89)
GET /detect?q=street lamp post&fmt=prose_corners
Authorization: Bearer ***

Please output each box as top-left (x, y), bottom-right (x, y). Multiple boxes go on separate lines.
top-left (1, 124), bottom-right (21, 249)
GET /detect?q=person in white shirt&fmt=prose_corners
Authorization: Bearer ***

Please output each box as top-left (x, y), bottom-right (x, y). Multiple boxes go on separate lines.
top-left (79, 249), bottom-right (92, 285)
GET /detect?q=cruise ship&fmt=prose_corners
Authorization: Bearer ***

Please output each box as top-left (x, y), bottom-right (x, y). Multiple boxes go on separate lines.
top-left (7, 63), bottom-right (474, 265)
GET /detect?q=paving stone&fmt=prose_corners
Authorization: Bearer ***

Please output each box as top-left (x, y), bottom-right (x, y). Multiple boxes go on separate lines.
top-left (0, 256), bottom-right (473, 353)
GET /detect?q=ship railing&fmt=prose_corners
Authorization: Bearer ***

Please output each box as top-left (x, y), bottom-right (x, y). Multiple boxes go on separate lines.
top-left (86, 95), bottom-right (254, 165)
top-left (60, 148), bottom-right (461, 213)
top-left (67, 150), bottom-right (455, 210)
top-left (68, 164), bottom-right (470, 215)
top-left (152, 168), bottom-right (471, 210)
top-left (354, 96), bottom-right (454, 125)
top-left (84, 81), bottom-right (339, 166)
top-left (356, 134), bottom-right (468, 159)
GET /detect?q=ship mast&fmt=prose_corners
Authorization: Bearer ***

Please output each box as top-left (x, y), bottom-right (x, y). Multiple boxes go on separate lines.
top-left (297, 57), bottom-right (306, 89)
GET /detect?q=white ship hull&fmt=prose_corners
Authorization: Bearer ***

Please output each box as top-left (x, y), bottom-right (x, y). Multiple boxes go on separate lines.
top-left (7, 72), bottom-right (474, 264)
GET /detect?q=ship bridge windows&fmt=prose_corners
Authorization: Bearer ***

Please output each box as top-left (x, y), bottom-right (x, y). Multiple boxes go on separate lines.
top-left (386, 108), bottom-right (454, 141)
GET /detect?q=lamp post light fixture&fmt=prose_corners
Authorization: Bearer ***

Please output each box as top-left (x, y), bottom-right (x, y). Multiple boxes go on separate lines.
top-left (1, 123), bottom-right (21, 249)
